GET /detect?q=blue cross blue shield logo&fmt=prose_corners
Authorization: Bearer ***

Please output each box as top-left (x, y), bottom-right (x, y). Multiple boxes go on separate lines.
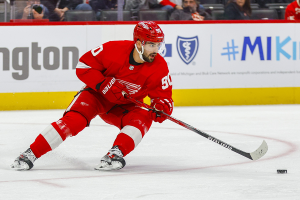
top-left (177, 36), bottom-right (199, 65)
top-left (160, 44), bottom-right (172, 57)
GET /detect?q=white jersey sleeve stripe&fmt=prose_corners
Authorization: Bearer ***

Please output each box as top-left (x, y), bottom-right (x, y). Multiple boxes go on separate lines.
top-left (120, 125), bottom-right (143, 147)
top-left (76, 62), bottom-right (91, 69)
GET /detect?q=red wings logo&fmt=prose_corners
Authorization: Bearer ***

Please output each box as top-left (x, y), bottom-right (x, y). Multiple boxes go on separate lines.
top-left (117, 79), bottom-right (141, 95)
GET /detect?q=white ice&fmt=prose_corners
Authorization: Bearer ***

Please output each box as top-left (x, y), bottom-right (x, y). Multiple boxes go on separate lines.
top-left (0, 105), bottom-right (299, 200)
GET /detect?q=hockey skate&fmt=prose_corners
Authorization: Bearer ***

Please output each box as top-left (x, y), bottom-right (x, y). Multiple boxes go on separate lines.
top-left (11, 148), bottom-right (37, 170)
top-left (94, 146), bottom-right (126, 171)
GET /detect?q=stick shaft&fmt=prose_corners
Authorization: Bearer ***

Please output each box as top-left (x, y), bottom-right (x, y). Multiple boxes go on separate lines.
top-left (125, 95), bottom-right (254, 160)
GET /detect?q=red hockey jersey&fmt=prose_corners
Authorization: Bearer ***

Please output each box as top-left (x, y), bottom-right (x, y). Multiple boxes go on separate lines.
top-left (76, 40), bottom-right (173, 103)
top-left (285, 1), bottom-right (300, 20)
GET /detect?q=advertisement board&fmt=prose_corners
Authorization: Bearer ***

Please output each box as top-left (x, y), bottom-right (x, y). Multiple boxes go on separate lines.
top-left (160, 23), bottom-right (300, 89)
top-left (0, 22), bottom-right (300, 109)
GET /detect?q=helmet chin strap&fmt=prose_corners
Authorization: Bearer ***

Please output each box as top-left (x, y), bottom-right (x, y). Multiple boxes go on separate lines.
top-left (135, 44), bottom-right (145, 62)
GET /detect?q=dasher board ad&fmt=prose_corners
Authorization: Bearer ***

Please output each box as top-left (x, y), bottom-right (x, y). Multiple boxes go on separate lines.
top-left (160, 23), bottom-right (300, 89)
top-left (0, 25), bottom-right (87, 93)
top-left (1, 23), bottom-right (300, 93)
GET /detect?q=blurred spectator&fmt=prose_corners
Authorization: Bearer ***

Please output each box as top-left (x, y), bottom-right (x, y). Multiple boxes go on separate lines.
top-left (15, 0), bottom-right (49, 20)
top-left (124, 0), bottom-right (148, 10)
top-left (256, 0), bottom-right (268, 8)
top-left (224, 0), bottom-right (251, 20)
top-left (57, 0), bottom-right (92, 20)
top-left (89, 0), bottom-right (118, 11)
top-left (171, 0), bottom-right (183, 7)
top-left (153, 0), bottom-right (183, 10)
top-left (89, 0), bottom-right (118, 20)
top-left (40, 0), bottom-right (60, 21)
top-left (285, 0), bottom-right (300, 20)
top-left (41, 0), bottom-right (92, 21)
top-left (170, 0), bottom-right (211, 20)
top-left (124, 0), bottom-right (183, 11)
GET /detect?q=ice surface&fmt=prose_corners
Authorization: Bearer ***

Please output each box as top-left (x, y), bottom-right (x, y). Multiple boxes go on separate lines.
top-left (0, 105), bottom-right (299, 200)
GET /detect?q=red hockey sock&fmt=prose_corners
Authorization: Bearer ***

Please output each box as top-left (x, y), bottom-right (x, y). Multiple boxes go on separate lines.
top-left (30, 134), bottom-right (52, 158)
top-left (113, 133), bottom-right (135, 157)
top-left (30, 112), bottom-right (87, 158)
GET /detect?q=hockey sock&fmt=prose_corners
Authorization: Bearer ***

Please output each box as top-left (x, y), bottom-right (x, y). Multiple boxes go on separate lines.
top-left (113, 125), bottom-right (143, 157)
top-left (30, 112), bottom-right (87, 158)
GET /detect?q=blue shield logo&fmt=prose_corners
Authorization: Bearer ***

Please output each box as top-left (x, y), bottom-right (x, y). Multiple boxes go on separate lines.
top-left (177, 36), bottom-right (199, 65)
top-left (160, 44), bottom-right (172, 57)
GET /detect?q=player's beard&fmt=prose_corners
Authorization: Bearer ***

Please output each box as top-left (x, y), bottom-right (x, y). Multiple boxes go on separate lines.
top-left (143, 52), bottom-right (157, 63)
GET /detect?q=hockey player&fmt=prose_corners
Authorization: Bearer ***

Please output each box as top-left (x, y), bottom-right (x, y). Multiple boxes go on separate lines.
top-left (11, 21), bottom-right (173, 171)
top-left (285, 0), bottom-right (300, 20)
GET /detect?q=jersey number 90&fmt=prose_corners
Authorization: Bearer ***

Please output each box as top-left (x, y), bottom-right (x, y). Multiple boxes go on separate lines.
top-left (162, 74), bottom-right (172, 90)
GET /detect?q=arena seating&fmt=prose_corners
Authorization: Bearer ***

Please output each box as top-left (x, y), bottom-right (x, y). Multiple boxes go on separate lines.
top-left (65, 10), bottom-right (96, 21)
top-left (250, 8), bottom-right (279, 19)
top-left (138, 10), bottom-right (169, 21)
top-left (0, 0), bottom-right (293, 22)
top-left (211, 9), bottom-right (225, 20)
top-left (99, 10), bottom-right (132, 21)
top-left (200, 0), bottom-right (222, 4)
top-left (280, 9), bottom-right (286, 19)
top-left (202, 4), bottom-right (224, 10)
top-left (0, 12), bottom-right (9, 22)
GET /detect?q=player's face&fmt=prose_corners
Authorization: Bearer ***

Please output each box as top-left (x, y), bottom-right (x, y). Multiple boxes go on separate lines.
top-left (142, 42), bottom-right (162, 63)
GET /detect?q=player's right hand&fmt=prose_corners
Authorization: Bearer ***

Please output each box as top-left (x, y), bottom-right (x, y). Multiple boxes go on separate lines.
top-left (99, 77), bottom-right (129, 104)
top-left (149, 98), bottom-right (173, 123)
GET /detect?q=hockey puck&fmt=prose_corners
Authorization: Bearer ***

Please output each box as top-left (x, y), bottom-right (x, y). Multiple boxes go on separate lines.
top-left (277, 169), bottom-right (287, 174)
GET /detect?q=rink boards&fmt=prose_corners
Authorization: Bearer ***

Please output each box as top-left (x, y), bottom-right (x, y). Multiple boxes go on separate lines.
top-left (0, 21), bottom-right (300, 110)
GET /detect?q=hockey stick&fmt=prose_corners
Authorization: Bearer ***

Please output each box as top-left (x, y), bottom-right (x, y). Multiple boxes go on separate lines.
top-left (124, 94), bottom-right (268, 161)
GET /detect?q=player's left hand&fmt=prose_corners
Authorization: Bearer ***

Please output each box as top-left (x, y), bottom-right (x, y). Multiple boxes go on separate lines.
top-left (150, 98), bottom-right (173, 123)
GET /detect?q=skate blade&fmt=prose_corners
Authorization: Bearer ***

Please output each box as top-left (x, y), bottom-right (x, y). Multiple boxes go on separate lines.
top-left (94, 162), bottom-right (123, 171)
top-left (10, 162), bottom-right (30, 171)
